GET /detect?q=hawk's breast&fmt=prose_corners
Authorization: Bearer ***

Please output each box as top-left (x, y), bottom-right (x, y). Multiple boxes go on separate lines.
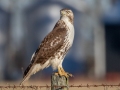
top-left (51, 18), bottom-right (74, 70)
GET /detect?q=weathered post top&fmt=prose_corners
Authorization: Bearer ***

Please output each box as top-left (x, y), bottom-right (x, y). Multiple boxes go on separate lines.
top-left (51, 74), bottom-right (69, 90)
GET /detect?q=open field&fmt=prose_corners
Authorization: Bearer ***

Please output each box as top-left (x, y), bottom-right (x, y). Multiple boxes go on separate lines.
top-left (0, 78), bottom-right (120, 90)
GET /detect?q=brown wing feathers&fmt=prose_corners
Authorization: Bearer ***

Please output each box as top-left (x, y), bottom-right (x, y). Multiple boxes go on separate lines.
top-left (20, 20), bottom-right (68, 85)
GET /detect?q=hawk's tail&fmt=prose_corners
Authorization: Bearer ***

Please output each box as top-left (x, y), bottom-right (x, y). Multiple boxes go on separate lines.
top-left (19, 72), bottom-right (31, 86)
top-left (20, 64), bottom-right (42, 86)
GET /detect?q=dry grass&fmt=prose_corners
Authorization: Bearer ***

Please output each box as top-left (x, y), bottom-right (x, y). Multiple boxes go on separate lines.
top-left (0, 78), bottom-right (120, 90)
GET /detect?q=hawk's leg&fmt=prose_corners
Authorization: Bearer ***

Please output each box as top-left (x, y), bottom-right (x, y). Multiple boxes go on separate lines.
top-left (55, 66), bottom-right (72, 77)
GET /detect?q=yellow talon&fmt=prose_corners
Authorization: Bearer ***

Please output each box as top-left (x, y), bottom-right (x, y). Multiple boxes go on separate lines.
top-left (57, 67), bottom-right (73, 77)
top-left (54, 72), bottom-right (59, 76)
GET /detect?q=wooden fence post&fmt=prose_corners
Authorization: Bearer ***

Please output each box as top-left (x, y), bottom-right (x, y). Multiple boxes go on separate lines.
top-left (51, 74), bottom-right (69, 90)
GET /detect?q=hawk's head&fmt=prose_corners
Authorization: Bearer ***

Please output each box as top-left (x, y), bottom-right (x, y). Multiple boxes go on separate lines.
top-left (60, 8), bottom-right (74, 24)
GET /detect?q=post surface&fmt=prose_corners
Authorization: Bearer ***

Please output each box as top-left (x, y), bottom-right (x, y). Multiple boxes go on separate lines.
top-left (51, 74), bottom-right (69, 90)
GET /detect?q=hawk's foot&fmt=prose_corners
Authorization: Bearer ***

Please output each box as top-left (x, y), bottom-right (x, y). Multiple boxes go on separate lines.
top-left (58, 67), bottom-right (73, 77)
top-left (54, 72), bottom-right (59, 76)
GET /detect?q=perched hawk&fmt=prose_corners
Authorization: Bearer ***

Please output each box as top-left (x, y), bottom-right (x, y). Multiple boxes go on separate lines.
top-left (20, 8), bottom-right (74, 85)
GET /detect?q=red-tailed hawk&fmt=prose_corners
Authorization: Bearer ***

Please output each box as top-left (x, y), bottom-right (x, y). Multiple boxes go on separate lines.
top-left (20, 8), bottom-right (74, 85)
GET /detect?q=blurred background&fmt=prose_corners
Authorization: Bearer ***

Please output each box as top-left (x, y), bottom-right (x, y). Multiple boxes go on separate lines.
top-left (0, 0), bottom-right (120, 86)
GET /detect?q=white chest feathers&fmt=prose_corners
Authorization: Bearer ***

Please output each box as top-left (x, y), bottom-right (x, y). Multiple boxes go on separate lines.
top-left (61, 17), bottom-right (74, 46)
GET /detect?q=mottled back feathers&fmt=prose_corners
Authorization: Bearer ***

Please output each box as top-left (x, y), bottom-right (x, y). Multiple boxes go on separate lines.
top-left (23, 20), bottom-right (68, 78)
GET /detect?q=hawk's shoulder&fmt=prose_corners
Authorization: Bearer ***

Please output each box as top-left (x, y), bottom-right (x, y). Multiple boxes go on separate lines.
top-left (53, 20), bottom-right (66, 30)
